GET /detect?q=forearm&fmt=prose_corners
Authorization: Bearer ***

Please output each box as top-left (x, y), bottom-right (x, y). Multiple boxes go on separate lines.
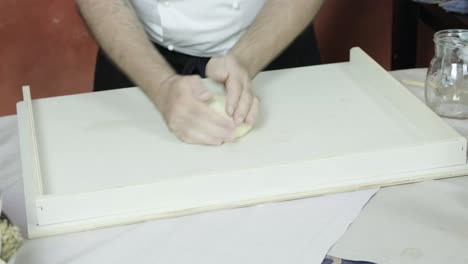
top-left (230, 0), bottom-right (323, 78)
top-left (76, 0), bottom-right (174, 97)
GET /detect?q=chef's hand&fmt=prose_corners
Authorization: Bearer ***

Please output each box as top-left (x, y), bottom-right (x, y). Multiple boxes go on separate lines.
top-left (205, 55), bottom-right (259, 126)
top-left (150, 75), bottom-right (237, 145)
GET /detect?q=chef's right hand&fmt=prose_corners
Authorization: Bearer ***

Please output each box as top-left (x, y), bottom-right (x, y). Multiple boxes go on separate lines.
top-left (149, 75), bottom-right (237, 145)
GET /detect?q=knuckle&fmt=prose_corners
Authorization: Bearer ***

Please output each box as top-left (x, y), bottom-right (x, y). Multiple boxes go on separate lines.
top-left (167, 120), bottom-right (176, 131)
top-left (166, 115), bottom-right (179, 131)
top-left (166, 108), bottom-right (187, 131)
top-left (177, 130), bottom-right (190, 141)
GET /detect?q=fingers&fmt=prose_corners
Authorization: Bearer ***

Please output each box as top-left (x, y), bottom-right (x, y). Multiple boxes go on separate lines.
top-left (205, 55), bottom-right (258, 124)
top-left (171, 97), bottom-right (236, 145)
top-left (161, 71), bottom-right (258, 146)
top-left (225, 76), bottom-right (243, 117)
top-left (226, 76), bottom-right (257, 126)
top-left (201, 103), bottom-right (236, 131)
top-left (245, 96), bottom-right (259, 125)
top-left (180, 130), bottom-right (224, 146)
top-left (189, 76), bottom-right (238, 142)
top-left (233, 81), bottom-right (253, 125)
top-left (190, 101), bottom-right (237, 143)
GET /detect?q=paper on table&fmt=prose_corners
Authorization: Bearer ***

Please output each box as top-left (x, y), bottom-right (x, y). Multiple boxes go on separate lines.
top-left (328, 69), bottom-right (468, 264)
top-left (15, 188), bottom-right (377, 264)
top-left (0, 116), bottom-right (22, 192)
top-left (329, 179), bottom-right (468, 264)
top-left (0, 115), bottom-right (378, 264)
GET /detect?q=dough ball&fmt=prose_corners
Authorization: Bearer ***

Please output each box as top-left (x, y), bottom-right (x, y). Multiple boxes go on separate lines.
top-left (208, 95), bottom-right (253, 139)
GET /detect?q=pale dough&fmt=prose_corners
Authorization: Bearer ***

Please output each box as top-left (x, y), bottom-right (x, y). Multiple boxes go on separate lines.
top-left (208, 95), bottom-right (253, 139)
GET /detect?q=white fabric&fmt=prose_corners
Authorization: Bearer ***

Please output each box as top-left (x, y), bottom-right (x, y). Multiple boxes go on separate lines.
top-left (131, 0), bottom-right (266, 57)
top-left (0, 104), bottom-right (377, 263)
top-left (330, 68), bottom-right (468, 264)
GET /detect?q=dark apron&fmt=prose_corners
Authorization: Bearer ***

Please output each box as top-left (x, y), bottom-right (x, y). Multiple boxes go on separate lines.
top-left (93, 24), bottom-right (321, 91)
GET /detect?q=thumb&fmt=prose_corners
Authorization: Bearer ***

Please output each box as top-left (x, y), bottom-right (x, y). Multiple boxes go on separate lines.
top-left (206, 57), bottom-right (229, 83)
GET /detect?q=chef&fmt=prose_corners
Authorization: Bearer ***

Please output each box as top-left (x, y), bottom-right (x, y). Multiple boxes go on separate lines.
top-left (76, 0), bottom-right (323, 145)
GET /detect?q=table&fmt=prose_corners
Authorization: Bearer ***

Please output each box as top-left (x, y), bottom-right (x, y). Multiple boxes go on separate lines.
top-left (330, 69), bottom-right (468, 263)
top-left (1, 105), bottom-right (378, 264)
top-left (1, 69), bottom-right (467, 264)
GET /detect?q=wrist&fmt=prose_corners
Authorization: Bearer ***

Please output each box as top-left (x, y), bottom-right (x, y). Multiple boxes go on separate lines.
top-left (141, 67), bottom-right (173, 91)
top-left (140, 71), bottom-right (178, 111)
top-left (229, 50), bottom-right (256, 79)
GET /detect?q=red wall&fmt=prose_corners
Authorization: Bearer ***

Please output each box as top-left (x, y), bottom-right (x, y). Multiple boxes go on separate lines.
top-left (1, 0), bottom-right (398, 117)
top-left (0, 0), bottom-right (97, 116)
top-left (314, 0), bottom-right (393, 69)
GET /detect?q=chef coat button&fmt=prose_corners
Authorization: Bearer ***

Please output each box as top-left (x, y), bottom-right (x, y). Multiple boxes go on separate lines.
top-left (164, 1), bottom-right (171, 7)
top-left (232, 2), bottom-right (240, 9)
top-left (168, 44), bottom-right (174, 51)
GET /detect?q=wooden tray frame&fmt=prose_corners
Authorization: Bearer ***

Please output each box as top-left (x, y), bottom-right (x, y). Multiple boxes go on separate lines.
top-left (17, 48), bottom-right (468, 238)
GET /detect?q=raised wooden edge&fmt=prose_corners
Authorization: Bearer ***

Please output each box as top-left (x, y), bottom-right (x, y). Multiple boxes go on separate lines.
top-left (33, 138), bottom-right (466, 226)
top-left (21, 85), bottom-right (44, 195)
top-left (349, 47), bottom-right (466, 142)
top-left (25, 163), bottom-right (468, 239)
top-left (21, 48), bottom-right (468, 238)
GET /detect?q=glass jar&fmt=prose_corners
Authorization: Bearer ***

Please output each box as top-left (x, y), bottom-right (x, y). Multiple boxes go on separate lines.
top-left (425, 29), bottom-right (468, 119)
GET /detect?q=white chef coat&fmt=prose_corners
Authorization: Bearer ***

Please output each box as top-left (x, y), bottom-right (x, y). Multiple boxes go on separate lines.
top-left (131, 0), bottom-right (266, 57)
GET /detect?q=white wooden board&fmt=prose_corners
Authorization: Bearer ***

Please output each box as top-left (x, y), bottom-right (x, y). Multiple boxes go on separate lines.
top-left (17, 48), bottom-right (468, 238)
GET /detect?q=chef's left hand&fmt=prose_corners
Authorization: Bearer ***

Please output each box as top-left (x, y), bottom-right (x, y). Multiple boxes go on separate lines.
top-left (205, 54), bottom-right (259, 126)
